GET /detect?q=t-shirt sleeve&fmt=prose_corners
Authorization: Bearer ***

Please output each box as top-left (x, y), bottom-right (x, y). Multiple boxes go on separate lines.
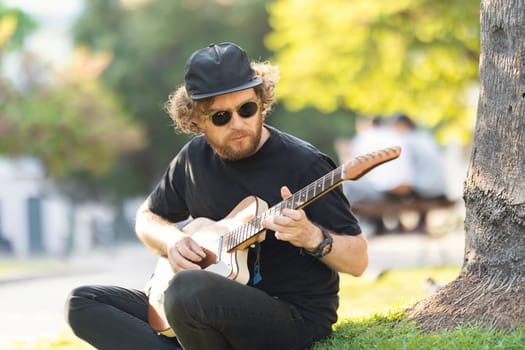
top-left (147, 152), bottom-right (190, 223)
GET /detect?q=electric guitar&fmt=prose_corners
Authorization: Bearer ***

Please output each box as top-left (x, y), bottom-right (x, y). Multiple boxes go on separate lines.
top-left (146, 145), bottom-right (401, 337)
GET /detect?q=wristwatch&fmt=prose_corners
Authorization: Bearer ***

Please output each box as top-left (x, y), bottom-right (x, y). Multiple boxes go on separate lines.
top-left (305, 226), bottom-right (333, 258)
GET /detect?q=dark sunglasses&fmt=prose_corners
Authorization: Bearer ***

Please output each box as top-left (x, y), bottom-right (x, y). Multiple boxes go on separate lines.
top-left (205, 99), bottom-right (260, 127)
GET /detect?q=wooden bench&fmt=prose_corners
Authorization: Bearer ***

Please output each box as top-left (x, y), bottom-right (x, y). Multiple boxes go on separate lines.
top-left (351, 196), bottom-right (460, 236)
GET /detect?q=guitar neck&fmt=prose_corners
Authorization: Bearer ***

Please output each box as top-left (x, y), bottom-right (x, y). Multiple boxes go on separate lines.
top-left (224, 166), bottom-right (345, 251)
top-left (224, 145), bottom-right (401, 252)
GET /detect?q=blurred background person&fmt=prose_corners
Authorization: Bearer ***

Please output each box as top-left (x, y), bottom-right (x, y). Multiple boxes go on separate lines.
top-left (342, 114), bottom-right (453, 235)
top-left (391, 113), bottom-right (448, 200)
top-left (343, 116), bottom-right (414, 204)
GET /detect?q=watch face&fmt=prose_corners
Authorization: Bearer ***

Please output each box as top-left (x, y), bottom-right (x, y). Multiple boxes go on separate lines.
top-left (321, 243), bottom-right (332, 255)
top-left (309, 226), bottom-right (333, 258)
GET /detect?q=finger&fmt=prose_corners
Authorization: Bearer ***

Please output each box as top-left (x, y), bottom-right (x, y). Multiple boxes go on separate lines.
top-left (274, 231), bottom-right (289, 241)
top-left (269, 215), bottom-right (293, 227)
top-left (187, 240), bottom-right (206, 261)
top-left (282, 208), bottom-right (302, 221)
top-left (262, 216), bottom-right (290, 236)
top-left (261, 217), bottom-right (282, 232)
top-left (178, 241), bottom-right (205, 263)
top-left (280, 186), bottom-right (292, 199)
top-left (173, 258), bottom-right (201, 272)
top-left (169, 249), bottom-right (201, 272)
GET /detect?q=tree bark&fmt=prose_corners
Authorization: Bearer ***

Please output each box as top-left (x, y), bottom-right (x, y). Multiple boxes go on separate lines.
top-left (407, 0), bottom-right (525, 331)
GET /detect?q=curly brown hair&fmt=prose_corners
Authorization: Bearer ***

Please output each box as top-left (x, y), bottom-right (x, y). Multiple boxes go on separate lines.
top-left (164, 62), bottom-right (279, 135)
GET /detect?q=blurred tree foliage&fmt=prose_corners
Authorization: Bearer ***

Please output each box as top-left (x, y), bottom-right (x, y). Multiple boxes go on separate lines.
top-left (0, 2), bottom-right (145, 198)
top-left (1, 0), bottom-right (484, 201)
top-left (0, 2), bottom-right (36, 51)
top-left (266, 0), bottom-right (480, 144)
top-left (1, 50), bottom-right (145, 178)
top-left (72, 0), bottom-right (356, 198)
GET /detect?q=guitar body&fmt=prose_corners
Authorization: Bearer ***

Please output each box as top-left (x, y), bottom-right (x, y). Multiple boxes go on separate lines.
top-left (146, 195), bottom-right (268, 337)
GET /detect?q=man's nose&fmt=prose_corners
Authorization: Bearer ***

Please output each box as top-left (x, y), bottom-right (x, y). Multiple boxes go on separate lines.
top-left (228, 111), bottom-right (245, 128)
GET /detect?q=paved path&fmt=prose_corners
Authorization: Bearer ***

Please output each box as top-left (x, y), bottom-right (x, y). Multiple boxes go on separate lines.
top-left (0, 231), bottom-right (465, 346)
top-left (365, 231), bottom-right (465, 278)
top-left (0, 244), bottom-right (158, 347)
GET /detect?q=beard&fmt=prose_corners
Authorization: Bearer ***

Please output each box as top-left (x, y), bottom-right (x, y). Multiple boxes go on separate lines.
top-left (205, 116), bottom-right (264, 161)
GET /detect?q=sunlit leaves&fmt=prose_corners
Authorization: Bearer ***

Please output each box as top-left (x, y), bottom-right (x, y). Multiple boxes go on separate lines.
top-left (266, 0), bottom-right (480, 144)
top-left (0, 3), bottom-right (37, 51)
top-left (0, 12), bottom-right (17, 48)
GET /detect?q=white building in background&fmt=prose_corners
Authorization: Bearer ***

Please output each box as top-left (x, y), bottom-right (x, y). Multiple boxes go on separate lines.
top-left (0, 156), bottom-right (120, 258)
top-left (0, 156), bottom-right (67, 257)
top-left (0, 1), bottom-right (138, 258)
top-left (0, 1), bottom-right (102, 258)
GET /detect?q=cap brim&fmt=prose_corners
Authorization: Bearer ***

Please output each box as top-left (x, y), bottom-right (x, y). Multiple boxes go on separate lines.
top-left (189, 77), bottom-right (263, 100)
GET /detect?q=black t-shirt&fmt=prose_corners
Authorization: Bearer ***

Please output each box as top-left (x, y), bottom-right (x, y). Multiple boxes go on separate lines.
top-left (148, 125), bottom-right (361, 330)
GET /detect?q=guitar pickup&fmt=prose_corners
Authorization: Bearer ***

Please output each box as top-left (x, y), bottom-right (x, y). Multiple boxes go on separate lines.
top-left (217, 235), bottom-right (223, 263)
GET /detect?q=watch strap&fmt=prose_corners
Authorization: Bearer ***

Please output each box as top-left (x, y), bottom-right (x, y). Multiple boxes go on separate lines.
top-left (304, 225), bottom-right (333, 258)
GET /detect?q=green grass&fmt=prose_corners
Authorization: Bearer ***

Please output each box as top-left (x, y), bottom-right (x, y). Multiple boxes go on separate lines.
top-left (313, 312), bottom-right (525, 350)
top-left (315, 266), bottom-right (525, 349)
top-left (7, 265), bottom-right (525, 349)
top-left (337, 265), bottom-right (461, 318)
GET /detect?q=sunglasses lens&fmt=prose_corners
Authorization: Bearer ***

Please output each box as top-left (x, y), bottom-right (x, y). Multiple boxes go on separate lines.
top-left (238, 101), bottom-right (258, 118)
top-left (211, 111), bottom-right (232, 126)
top-left (209, 100), bottom-right (259, 126)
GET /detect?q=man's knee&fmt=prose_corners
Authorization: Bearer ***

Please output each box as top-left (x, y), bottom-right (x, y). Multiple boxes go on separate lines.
top-left (64, 285), bottom-right (99, 334)
top-left (164, 270), bottom-right (216, 323)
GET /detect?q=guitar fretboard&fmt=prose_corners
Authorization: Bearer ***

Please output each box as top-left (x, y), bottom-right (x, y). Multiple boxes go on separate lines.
top-left (224, 165), bottom-right (345, 251)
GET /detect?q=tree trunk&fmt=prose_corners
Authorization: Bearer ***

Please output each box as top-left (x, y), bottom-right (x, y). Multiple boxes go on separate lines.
top-left (407, 0), bottom-right (525, 331)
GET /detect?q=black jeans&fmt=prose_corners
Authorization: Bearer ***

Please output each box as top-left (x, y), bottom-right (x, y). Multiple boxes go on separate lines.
top-left (65, 285), bottom-right (182, 350)
top-left (65, 270), bottom-right (328, 350)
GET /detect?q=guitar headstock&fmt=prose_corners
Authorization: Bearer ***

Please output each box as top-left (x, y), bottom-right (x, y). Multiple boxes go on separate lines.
top-left (343, 146), bottom-right (401, 181)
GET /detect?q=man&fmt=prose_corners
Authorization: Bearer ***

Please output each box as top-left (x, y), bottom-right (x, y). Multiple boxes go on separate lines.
top-left (391, 113), bottom-right (447, 199)
top-left (65, 42), bottom-right (368, 350)
top-left (343, 116), bottom-right (413, 203)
